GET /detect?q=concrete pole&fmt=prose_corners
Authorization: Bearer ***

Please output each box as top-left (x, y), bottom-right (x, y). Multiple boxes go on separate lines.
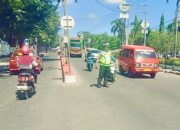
top-left (144, 5), bottom-right (147, 46)
top-left (63, 0), bottom-right (71, 73)
top-left (174, 1), bottom-right (180, 58)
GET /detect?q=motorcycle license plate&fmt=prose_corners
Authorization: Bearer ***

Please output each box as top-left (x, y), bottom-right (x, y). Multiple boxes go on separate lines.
top-left (17, 85), bottom-right (28, 91)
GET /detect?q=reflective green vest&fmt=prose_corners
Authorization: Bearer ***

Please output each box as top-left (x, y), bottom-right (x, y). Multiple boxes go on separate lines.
top-left (100, 52), bottom-right (111, 66)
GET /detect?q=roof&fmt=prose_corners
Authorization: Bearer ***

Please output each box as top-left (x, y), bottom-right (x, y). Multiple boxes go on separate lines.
top-left (121, 45), bottom-right (154, 50)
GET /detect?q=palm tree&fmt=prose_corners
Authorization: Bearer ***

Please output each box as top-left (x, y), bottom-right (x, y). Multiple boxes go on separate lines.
top-left (111, 19), bottom-right (125, 44)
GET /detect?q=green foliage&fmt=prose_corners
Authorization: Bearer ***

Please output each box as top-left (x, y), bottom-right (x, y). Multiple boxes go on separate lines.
top-left (159, 14), bottom-right (165, 33)
top-left (111, 18), bottom-right (125, 44)
top-left (0, 0), bottom-right (60, 47)
top-left (159, 58), bottom-right (180, 66)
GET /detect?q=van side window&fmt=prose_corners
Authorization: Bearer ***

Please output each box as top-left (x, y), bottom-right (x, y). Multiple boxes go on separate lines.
top-left (122, 49), bottom-right (126, 57)
top-left (124, 49), bottom-right (129, 57)
top-left (119, 50), bottom-right (123, 56)
top-left (128, 50), bottom-right (134, 58)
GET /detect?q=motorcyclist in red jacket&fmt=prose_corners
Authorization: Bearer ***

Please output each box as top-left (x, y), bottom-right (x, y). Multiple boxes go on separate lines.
top-left (17, 46), bottom-right (38, 83)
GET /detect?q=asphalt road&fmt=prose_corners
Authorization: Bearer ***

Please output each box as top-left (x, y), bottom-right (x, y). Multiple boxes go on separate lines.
top-left (0, 53), bottom-right (180, 130)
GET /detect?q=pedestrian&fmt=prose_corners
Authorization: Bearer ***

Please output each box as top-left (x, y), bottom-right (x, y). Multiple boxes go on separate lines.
top-left (95, 43), bottom-right (112, 88)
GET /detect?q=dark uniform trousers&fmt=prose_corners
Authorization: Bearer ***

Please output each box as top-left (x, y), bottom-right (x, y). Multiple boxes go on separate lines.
top-left (98, 65), bottom-right (110, 85)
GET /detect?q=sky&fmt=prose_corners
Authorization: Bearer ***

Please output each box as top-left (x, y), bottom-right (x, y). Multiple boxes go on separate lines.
top-left (58, 0), bottom-right (177, 37)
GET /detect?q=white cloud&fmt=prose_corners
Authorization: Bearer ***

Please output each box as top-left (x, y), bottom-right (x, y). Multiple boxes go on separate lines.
top-left (87, 13), bottom-right (98, 19)
top-left (104, 0), bottom-right (125, 4)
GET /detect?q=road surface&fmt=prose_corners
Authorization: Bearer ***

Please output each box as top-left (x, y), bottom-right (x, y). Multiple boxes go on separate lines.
top-left (0, 53), bottom-right (180, 130)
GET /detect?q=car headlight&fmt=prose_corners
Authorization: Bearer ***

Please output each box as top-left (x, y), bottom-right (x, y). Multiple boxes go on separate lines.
top-left (154, 63), bottom-right (159, 68)
top-left (135, 63), bottom-right (141, 67)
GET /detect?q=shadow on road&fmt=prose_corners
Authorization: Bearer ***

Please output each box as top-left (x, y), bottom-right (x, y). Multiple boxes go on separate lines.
top-left (52, 77), bottom-right (63, 80)
top-left (118, 72), bottom-right (152, 79)
top-left (43, 58), bottom-right (60, 63)
top-left (0, 65), bottom-right (12, 79)
top-left (43, 67), bottom-right (61, 71)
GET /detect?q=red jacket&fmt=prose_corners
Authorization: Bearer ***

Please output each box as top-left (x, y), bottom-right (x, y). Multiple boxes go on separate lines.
top-left (18, 55), bottom-right (33, 66)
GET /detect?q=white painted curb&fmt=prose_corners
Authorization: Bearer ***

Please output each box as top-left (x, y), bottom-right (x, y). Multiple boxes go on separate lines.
top-left (64, 74), bottom-right (76, 83)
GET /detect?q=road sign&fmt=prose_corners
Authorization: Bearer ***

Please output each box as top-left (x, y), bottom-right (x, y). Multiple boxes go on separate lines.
top-left (120, 13), bottom-right (129, 19)
top-left (60, 16), bottom-right (75, 30)
top-left (141, 21), bottom-right (149, 29)
top-left (119, 3), bottom-right (130, 12)
top-left (142, 30), bottom-right (148, 34)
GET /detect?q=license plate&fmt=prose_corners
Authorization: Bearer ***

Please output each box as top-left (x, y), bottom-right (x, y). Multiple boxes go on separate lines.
top-left (17, 85), bottom-right (28, 91)
top-left (144, 68), bottom-right (151, 71)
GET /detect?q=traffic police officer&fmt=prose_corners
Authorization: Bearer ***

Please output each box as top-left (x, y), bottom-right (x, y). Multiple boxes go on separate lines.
top-left (95, 43), bottom-right (111, 88)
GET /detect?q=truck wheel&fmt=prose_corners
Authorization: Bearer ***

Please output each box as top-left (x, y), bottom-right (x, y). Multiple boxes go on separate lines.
top-left (150, 73), bottom-right (156, 78)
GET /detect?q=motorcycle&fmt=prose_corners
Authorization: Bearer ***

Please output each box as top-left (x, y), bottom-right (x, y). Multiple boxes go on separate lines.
top-left (87, 56), bottom-right (94, 71)
top-left (16, 72), bottom-right (35, 100)
top-left (109, 62), bottom-right (116, 82)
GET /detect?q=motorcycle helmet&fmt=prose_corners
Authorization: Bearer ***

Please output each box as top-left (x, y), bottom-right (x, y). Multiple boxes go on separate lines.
top-left (21, 45), bottom-right (30, 55)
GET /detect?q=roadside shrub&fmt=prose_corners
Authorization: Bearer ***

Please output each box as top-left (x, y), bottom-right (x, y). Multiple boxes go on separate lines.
top-left (173, 60), bottom-right (180, 66)
top-left (159, 58), bottom-right (180, 67)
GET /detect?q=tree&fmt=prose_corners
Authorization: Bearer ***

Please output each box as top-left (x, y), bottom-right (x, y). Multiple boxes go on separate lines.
top-left (159, 14), bottom-right (165, 33)
top-left (129, 15), bottom-right (142, 44)
top-left (111, 18), bottom-right (124, 44)
top-left (0, 0), bottom-right (60, 47)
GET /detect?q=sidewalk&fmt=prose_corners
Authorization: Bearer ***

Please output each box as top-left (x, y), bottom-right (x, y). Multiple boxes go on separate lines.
top-left (159, 67), bottom-right (180, 76)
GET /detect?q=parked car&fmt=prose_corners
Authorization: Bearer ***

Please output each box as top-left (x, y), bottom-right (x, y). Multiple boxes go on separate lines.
top-left (118, 45), bottom-right (159, 78)
top-left (9, 48), bottom-right (43, 74)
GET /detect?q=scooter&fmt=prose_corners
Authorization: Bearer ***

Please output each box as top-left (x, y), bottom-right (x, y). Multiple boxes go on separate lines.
top-left (87, 56), bottom-right (94, 71)
top-left (16, 72), bottom-right (35, 100)
top-left (109, 62), bottom-right (116, 82)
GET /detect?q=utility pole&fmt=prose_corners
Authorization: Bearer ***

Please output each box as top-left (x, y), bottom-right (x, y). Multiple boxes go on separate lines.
top-left (63, 0), bottom-right (69, 59)
top-left (144, 5), bottom-right (147, 46)
top-left (119, 1), bottom-right (130, 45)
top-left (174, 1), bottom-right (180, 58)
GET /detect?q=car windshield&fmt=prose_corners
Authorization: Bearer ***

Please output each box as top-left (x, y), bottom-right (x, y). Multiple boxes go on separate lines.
top-left (71, 43), bottom-right (80, 47)
top-left (91, 50), bottom-right (99, 53)
top-left (135, 50), bottom-right (157, 58)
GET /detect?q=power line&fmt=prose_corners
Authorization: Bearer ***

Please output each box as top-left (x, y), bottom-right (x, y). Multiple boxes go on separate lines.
top-left (88, 12), bottom-right (119, 32)
top-left (94, 0), bottom-right (118, 12)
top-left (74, 14), bottom-right (116, 21)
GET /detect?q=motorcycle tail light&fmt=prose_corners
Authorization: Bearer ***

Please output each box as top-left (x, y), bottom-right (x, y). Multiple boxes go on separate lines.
top-left (19, 77), bottom-right (26, 81)
top-left (29, 75), bottom-right (34, 80)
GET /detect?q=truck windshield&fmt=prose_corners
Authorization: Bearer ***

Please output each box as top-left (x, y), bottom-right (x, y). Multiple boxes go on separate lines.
top-left (71, 43), bottom-right (80, 47)
top-left (136, 50), bottom-right (157, 58)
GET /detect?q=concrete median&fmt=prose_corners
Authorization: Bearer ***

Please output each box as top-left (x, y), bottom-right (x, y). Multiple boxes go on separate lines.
top-left (60, 55), bottom-right (76, 83)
